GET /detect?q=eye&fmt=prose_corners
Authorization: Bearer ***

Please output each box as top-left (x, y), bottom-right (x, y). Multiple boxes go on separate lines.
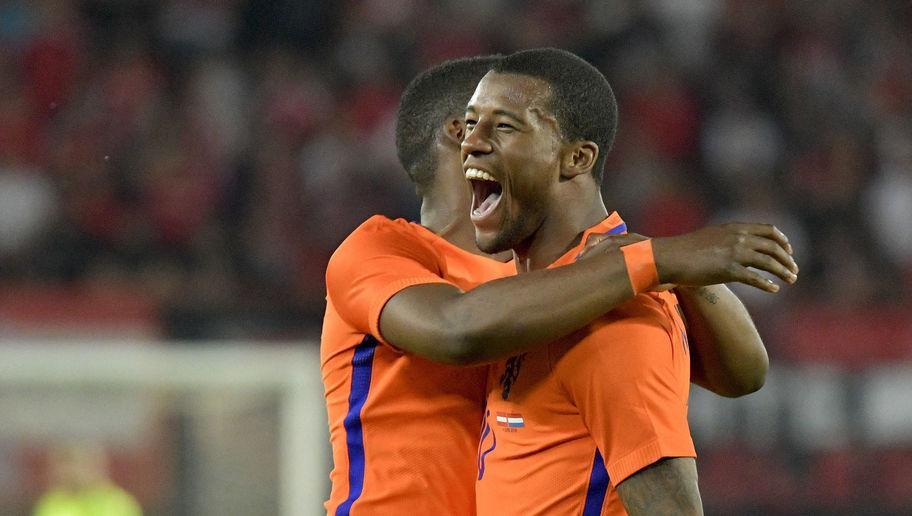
top-left (497, 123), bottom-right (516, 132)
top-left (465, 118), bottom-right (477, 129)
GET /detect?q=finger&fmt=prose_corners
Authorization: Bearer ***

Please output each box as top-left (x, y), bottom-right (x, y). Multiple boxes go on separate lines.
top-left (579, 234), bottom-right (625, 258)
top-left (580, 234), bottom-right (614, 257)
top-left (773, 226), bottom-right (794, 255)
top-left (590, 233), bottom-right (647, 250)
top-left (738, 223), bottom-right (793, 255)
top-left (582, 234), bottom-right (609, 250)
top-left (578, 233), bottom-right (648, 259)
top-left (583, 232), bottom-right (636, 248)
top-left (741, 250), bottom-right (796, 284)
top-left (749, 236), bottom-right (799, 275)
top-left (732, 264), bottom-right (780, 293)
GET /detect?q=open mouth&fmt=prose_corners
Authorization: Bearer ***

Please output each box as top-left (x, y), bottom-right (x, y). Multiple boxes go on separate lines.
top-left (465, 167), bottom-right (503, 221)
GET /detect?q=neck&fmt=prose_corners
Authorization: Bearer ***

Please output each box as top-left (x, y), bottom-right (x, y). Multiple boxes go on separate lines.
top-left (420, 195), bottom-right (484, 256)
top-left (513, 186), bottom-right (608, 273)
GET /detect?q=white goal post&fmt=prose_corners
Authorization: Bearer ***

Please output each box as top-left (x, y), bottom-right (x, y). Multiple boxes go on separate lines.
top-left (0, 340), bottom-right (329, 516)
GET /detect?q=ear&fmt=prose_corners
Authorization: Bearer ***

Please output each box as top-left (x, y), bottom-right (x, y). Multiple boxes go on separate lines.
top-left (559, 140), bottom-right (599, 180)
top-left (442, 116), bottom-right (465, 146)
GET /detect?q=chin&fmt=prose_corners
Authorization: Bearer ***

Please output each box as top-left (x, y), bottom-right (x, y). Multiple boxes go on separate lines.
top-left (475, 231), bottom-right (512, 255)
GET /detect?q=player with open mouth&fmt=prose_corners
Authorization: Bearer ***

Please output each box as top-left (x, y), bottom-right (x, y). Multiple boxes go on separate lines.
top-left (463, 48), bottom-right (798, 516)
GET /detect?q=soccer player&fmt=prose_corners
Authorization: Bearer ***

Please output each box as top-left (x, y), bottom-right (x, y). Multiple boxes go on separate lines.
top-left (462, 48), bottom-right (798, 515)
top-left (322, 56), bottom-right (795, 514)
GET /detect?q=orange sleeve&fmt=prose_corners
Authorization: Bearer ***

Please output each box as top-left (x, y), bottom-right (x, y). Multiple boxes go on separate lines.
top-left (325, 217), bottom-right (452, 343)
top-left (556, 299), bottom-right (695, 485)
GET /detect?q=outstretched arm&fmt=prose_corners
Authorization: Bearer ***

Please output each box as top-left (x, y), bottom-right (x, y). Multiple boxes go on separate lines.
top-left (616, 458), bottom-right (703, 516)
top-left (379, 223), bottom-right (797, 366)
top-left (677, 284), bottom-right (770, 397)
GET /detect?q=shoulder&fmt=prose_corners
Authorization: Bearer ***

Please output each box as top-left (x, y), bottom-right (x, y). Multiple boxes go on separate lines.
top-left (329, 216), bottom-right (438, 266)
top-left (605, 293), bottom-right (679, 335)
top-left (325, 216), bottom-right (450, 300)
top-left (552, 295), bottom-right (675, 364)
top-left (592, 295), bottom-right (674, 340)
top-left (341, 214), bottom-right (418, 243)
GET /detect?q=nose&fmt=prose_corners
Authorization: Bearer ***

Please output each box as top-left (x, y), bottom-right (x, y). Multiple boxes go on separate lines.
top-left (461, 121), bottom-right (493, 160)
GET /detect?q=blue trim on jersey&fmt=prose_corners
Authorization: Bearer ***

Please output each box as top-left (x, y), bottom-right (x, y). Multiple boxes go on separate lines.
top-left (575, 222), bottom-right (629, 261)
top-left (336, 335), bottom-right (378, 516)
top-left (607, 222), bottom-right (627, 235)
top-left (477, 420), bottom-right (492, 480)
top-left (582, 449), bottom-right (610, 516)
top-left (477, 423), bottom-right (498, 481)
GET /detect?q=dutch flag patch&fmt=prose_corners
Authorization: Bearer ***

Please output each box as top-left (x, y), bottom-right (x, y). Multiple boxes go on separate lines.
top-left (495, 412), bottom-right (525, 428)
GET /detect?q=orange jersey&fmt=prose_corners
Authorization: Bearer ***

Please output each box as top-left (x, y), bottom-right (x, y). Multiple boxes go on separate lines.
top-left (322, 215), bottom-right (514, 515)
top-left (476, 214), bottom-right (695, 516)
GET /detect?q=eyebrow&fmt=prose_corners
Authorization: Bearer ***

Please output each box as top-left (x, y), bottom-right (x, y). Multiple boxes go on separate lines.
top-left (493, 109), bottom-right (525, 125)
top-left (465, 106), bottom-right (525, 125)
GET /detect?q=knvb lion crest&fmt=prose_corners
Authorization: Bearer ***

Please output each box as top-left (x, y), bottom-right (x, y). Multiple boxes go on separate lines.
top-left (499, 353), bottom-right (526, 400)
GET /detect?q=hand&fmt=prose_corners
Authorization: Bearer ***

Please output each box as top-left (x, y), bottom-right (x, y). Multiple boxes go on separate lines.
top-left (652, 223), bottom-right (799, 292)
top-left (578, 232), bottom-right (648, 259)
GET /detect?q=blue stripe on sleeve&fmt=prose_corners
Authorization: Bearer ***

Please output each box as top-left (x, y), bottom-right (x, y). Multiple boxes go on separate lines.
top-left (336, 335), bottom-right (378, 516)
top-left (582, 449), bottom-right (610, 516)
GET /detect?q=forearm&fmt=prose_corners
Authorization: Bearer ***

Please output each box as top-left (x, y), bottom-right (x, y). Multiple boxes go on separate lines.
top-left (676, 285), bottom-right (769, 397)
top-left (384, 222), bottom-right (797, 366)
top-left (452, 251), bottom-right (634, 362)
top-left (381, 249), bottom-right (635, 365)
top-left (616, 457), bottom-right (703, 515)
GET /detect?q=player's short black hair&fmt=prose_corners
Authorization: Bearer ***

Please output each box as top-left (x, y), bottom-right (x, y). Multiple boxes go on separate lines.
top-left (396, 55), bottom-right (500, 193)
top-left (493, 48), bottom-right (618, 183)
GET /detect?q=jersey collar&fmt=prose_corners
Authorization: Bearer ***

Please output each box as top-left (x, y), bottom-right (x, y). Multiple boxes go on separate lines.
top-left (548, 211), bottom-right (627, 268)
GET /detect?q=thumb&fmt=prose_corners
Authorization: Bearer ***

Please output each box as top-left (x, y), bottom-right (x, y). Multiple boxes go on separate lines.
top-left (578, 232), bottom-right (649, 259)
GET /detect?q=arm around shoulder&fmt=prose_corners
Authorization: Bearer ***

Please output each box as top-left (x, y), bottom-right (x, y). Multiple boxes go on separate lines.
top-left (379, 282), bottom-right (482, 365)
top-left (380, 247), bottom-right (638, 366)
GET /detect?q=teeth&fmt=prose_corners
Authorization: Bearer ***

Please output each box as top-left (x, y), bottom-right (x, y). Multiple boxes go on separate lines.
top-left (464, 167), bottom-right (498, 182)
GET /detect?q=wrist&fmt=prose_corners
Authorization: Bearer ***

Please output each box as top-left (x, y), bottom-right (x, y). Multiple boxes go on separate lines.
top-left (649, 237), bottom-right (675, 284)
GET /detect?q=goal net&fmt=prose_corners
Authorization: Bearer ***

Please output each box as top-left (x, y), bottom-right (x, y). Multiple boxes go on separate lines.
top-left (0, 341), bottom-right (329, 516)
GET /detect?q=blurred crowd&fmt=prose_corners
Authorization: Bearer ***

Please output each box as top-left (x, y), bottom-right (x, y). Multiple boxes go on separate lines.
top-left (1, 0), bottom-right (910, 340)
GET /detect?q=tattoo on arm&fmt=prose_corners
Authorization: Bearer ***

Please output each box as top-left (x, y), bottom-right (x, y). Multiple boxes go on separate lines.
top-left (616, 457), bottom-right (703, 516)
top-left (696, 287), bottom-right (719, 305)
